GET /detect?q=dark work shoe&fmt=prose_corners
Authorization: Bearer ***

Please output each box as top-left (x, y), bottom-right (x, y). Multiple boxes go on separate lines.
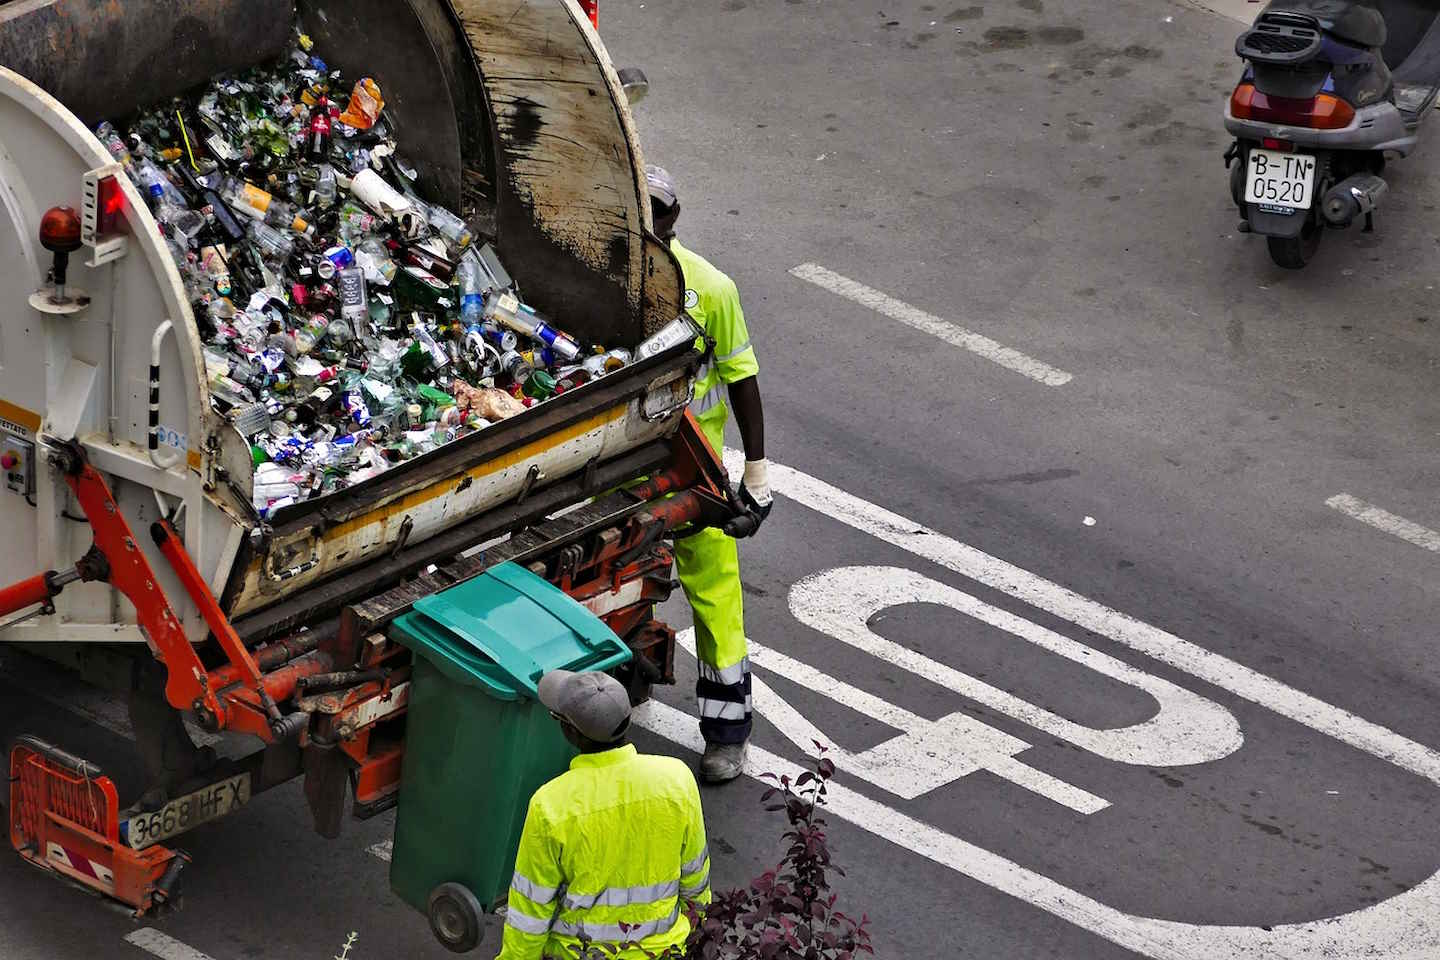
top-left (700, 740), bottom-right (748, 783)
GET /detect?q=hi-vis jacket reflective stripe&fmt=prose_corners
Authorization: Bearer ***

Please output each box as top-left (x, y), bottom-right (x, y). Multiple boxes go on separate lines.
top-left (670, 238), bottom-right (758, 453)
top-left (497, 744), bottom-right (712, 960)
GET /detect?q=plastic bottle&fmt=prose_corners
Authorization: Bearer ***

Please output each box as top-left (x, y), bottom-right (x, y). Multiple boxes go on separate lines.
top-left (95, 122), bottom-right (134, 171)
top-left (223, 178), bottom-right (314, 236)
top-left (482, 289), bottom-right (582, 362)
top-left (135, 159), bottom-right (187, 209)
top-left (355, 238), bottom-right (397, 286)
top-left (209, 369), bottom-right (254, 406)
top-left (426, 203), bottom-right (473, 251)
top-left (294, 314), bottom-right (330, 355)
top-left (314, 163), bottom-right (338, 208)
top-left (457, 254), bottom-right (486, 332)
top-left (248, 221), bottom-right (295, 263)
top-left (366, 339), bottom-right (404, 382)
top-left (411, 322), bottom-right (450, 373)
top-left (328, 316), bottom-right (355, 349)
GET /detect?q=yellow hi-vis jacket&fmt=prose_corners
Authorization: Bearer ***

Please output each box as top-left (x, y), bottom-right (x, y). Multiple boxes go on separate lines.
top-left (670, 238), bottom-right (759, 455)
top-left (497, 744), bottom-right (712, 960)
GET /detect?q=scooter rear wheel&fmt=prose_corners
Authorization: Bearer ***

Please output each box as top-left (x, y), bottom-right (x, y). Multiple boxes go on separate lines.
top-left (1267, 220), bottom-right (1323, 269)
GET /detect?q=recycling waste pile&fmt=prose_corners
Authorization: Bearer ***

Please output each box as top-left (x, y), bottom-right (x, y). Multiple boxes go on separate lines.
top-left (100, 32), bottom-right (639, 518)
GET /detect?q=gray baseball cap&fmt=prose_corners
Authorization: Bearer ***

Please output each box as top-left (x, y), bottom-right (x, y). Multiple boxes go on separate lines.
top-left (538, 669), bottom-right (632, 743)
top-left (645, 164), bottom-right (678, 209)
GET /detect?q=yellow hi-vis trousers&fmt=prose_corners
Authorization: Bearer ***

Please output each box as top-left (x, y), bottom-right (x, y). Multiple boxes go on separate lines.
top-left (675, 525), bottom-right (751, 744)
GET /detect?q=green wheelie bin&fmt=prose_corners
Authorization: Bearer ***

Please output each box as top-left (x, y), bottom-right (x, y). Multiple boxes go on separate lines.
top-left (387, 561), bottom-right (632, 953)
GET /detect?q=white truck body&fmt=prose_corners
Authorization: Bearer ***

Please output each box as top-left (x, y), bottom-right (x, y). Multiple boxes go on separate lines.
top-left (0, 0), bottom-right (693, 648)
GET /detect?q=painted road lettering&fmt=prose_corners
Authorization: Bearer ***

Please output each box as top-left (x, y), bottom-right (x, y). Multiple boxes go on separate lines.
top-left (789, 565), bottom-right (1242, 767)
top-left (677, 629), bottom-right (1109, 812)
top-left (633, 452), bottom-right (1440, 958)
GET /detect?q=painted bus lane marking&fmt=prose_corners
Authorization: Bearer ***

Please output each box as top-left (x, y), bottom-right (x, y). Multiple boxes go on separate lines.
top-left (629, 453), bottom-right (1440, 959)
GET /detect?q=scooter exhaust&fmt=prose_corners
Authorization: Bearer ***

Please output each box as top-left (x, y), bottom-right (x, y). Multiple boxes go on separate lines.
top-left (1322, 173), bottom-right (1388, 227)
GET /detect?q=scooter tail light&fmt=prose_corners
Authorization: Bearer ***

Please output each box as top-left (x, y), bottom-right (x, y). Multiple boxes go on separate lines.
top-left (1261, 137), bottom-right (1293, 152)
top-left (1230, 82), bottom-right (1356, 130)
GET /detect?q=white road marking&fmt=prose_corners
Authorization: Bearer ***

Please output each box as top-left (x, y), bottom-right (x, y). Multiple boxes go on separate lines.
top-left (653, 450), bottom-right (1440, 958)
top-left (678, 629), bottom-right (1109, 812)
top-left (790, 565), bottom-right (1242, 766)
top-left (788, 262), bottom-right (1074, 386)
top-left (724, 448), bottom-right (1440, 785)
top-left (1326, 493), bottom-right (1440, 553)
top-left (367, 839), bottom-right (393, 862)
top-left (636, 698), bottom-right (1440, 959)
top-left (124, 929), bottom-right (217, 960)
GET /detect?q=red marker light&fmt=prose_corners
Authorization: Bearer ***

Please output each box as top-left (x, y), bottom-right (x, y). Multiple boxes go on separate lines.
top-left (579, 0), bottom-right (598, 28)
top-left (97, 175), bottom-right (127, 236)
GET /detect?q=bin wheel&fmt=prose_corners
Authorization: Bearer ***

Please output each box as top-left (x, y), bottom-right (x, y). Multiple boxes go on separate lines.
top-left (428, 882), bottom-right (485, 953)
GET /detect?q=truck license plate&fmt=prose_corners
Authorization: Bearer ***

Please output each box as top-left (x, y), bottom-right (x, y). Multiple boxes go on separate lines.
top-left (1245, 148), bottom-right (1317, 212)
top-left (123, 773), bottom-right (250, 850)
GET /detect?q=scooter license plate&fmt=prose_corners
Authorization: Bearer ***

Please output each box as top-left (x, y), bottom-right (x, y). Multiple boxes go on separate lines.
top-left (1244, 148), bottom-right (1317, 211)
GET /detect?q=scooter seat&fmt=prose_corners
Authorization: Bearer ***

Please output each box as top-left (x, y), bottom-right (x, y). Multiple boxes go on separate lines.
top-left (1263, 0), bottom-right (1387, 49)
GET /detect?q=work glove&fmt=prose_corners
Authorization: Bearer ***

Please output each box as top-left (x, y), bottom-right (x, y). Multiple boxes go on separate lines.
top-left (724, 459), bottom-right (773, 539)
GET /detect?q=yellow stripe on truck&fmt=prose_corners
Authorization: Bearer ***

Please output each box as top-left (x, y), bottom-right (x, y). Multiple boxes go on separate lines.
top-left (324, 405), bottom-right (627, 541)
top-left (0, 398), bottom-right (42, 433)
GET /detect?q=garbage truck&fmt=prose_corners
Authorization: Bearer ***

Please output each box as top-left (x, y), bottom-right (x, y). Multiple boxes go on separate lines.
top-left (0, 0), bottom-right (742, 947)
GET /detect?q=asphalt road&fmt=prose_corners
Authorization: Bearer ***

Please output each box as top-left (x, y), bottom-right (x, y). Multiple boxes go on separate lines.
top-left (7, 0), bottom-right (1440, 957)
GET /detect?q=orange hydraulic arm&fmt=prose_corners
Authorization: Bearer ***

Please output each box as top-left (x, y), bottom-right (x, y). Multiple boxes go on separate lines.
top-left (0, 442), bottom-right (329, 743)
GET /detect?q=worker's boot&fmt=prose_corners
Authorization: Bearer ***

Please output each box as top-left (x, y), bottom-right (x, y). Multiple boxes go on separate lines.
top-left (700, 739), bottom-right (748, 783)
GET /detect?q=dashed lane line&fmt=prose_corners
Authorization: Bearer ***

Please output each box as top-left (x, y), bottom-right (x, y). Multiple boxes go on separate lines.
top-left (789, 263), bottom-right (1074, 386)
top-left (123, 928), bottom-right (217, 960)
top-left (1327, 494), bottom-right (1440, 553)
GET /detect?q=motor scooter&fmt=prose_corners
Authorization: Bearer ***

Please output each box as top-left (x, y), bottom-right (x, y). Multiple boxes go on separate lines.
top-left (1224, 0), bottom-right (1440, 268)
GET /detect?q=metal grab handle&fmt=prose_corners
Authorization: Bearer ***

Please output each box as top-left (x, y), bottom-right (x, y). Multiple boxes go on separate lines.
top-left (641, 373), bottom-right (696, 423)
top-left (148, 320), bottom-right (183, 469)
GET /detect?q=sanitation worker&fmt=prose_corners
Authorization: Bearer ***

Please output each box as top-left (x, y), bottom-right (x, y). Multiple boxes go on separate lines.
top-left (646, 163), bottom-right (772, 784)
top-left (498, 669), bottom-right (711, 959)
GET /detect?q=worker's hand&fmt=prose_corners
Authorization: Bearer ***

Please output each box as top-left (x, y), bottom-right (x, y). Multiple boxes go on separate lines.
top-left (725, 459), bottom-right (773, 538)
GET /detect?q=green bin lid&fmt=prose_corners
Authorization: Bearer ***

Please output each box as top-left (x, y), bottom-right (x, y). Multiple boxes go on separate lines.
top-left (390, 562), bottom-right (631, 700)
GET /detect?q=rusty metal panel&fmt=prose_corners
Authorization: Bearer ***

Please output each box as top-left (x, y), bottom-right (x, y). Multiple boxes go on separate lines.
top-left (452, 0), bottom-right (684, 343)
top-left (0, 0), bottom-right (293, 124)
